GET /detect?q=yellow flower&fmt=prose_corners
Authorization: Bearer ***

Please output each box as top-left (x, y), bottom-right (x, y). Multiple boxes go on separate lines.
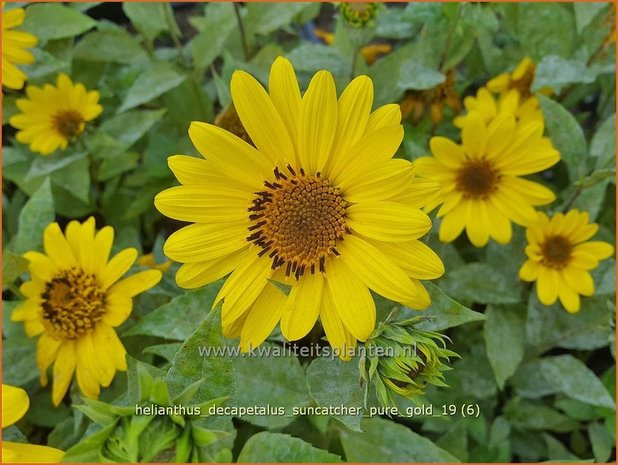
top-left (453, 87), bottom-right (543, 128)
top-left (9, 73), bottom-right (103, 156)
top-left (136, 253), bottom-right (173, 273)
top-left (2, 3), bottom-right (37, 90)
top-left (155, 57), bottom-right (444, 355)
top-left (12, 218), bottom-right (162, 406)
top-left (2, 384), bottom-right (64, 462)
top-left (400, 69), bottom-right (461, 125)
top-left (519, 210), bottom-right (614, 313)
top-left (416, 111), bottom-right (560, 247)
top-left (486, 56), bottom-right (538, 99)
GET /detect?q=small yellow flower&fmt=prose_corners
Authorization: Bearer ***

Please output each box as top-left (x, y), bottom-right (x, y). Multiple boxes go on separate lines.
top-left (2, 384), bottom-right (64, 462)
top-left (453, 87), bottom-right (543, 128)
top-left (401, 69), bottom-right (461, 125)
top-left (2, 3), bottom-right (37, 90)
top-left (416, 111), bottom-right (560, 247)
top-left (12, 218), bottom-right (162, 405)
top-left (155, 57), bottom-right (444, 355)
top-left (519, 210), bottom-right (614, 313)
top-left (9, 73), bottom-right (103, 156)
top-left (486, 57), bottom-right (538, 99)
top-left (136, 253), bottom-right (173, 273)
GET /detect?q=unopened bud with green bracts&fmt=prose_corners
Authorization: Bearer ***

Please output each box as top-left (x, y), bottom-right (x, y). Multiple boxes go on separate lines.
top-left (359, 309), bottom-right (459, 408)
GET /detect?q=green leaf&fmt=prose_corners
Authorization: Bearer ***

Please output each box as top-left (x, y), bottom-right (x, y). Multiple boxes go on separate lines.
top-left (511, 360), bottom-right (559, 399)
top-left (414, 283), bottom-right (486, 331)
top-left (397, 60), bottom-right (445, 91)
top-left (2, 336), bottom-right (38, 385)
top-left (590, 114), bottom-right (616, 171)
top-left (74, 30), bottom-right (148, 64)
top-left (238, 432), bottom-right (341, 462)
top-left (505, 400), bottom-right (578, 432)
top-left (99, 109), bottom-right (166, 147)
top-left (246, 3), bottom-right (311, 35)
top-left (2, 251), bottom-right (29, 291)
top-left (484, 304), bottom-right (526, 389)
top-left (588, 422), bottom-right (614, 463)
top-left (574, 3), bottom-right (608, 34)
top-left (143, 343), bottom-right (182, 363)
top-left (517, 4), bottom-right (575, 59)
top-left (123, 3), bottom-right (177, 42)
top-left (22, 3), bottom-right (95, 42)
top-left (118, 63), bottom-right (186, 113)
top-left (234, 343), bottom-right (311, 429)
top-left (305, 357), bottom-right (364, 432)
top-left (440, 262), bottom-right (524, 305)
top-left (532, 55), bottom-right (597, 92)
top-left (543, 433), bottom-right (580, 461)
top-left (26, 151), bottom-right (88, 179)
top-left (12, 178), bottom-right (54, 254)
top-left (286, 44), bottom-right (349, 83)
top-left (538, 94), bottom-right (588, 181)
top-left (539, 355), bottom-right (615, 409)
top-left (125, 284), bottom-right (221, 340)
top-left (526, 293), bottom-right (612, 351)
top-left (191, 4), bottom-right (237, 70)
top-left (340, 417), bottom-right (460, 462)
top-left (165, 307), bottom-right (235, 406)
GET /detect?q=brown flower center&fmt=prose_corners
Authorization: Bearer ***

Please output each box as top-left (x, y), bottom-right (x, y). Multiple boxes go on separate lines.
top-left (455, 159), bottom-right (501, 199)
top-left (541, 235), bottom-right (573, 269)
top-left (247, 166), bottom-right (349, 279)
top-left (52, 110), bottom-right (84, 138)
top-left (41, 268), bottom-right (106, 339)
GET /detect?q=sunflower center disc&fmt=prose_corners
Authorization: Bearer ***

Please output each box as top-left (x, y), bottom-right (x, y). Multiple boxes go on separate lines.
top-left (247, 166), bottom-right (349, 279)
top-left (41, 268), bottom-right (106, 339)
top-left (541, 235), bottom-right (573, 268)
top-left (53, 110), bottom-right (84, 138)
top-left (456, 159), bottom-right (500, 199)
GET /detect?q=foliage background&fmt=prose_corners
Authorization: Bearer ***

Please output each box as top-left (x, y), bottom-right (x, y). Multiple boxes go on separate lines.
top-left (2, 2), bottom-right (616, 463)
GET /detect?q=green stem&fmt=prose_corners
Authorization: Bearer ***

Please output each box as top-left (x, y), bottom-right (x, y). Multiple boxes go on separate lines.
top-left (438, 4), bottom-right (463, 71)
top-left (234, 3), bottom-right (250, 61)
top-left (164, 5), bottom-right (185, 65)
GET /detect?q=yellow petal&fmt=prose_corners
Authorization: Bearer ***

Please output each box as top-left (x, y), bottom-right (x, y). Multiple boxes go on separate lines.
top-left (167, 155), bottom-right (230, 187)
top-left (175, 247), bottom-right (250, 289)
top-left (429, 137), bottom-right (465, 169)
top-left (325, 258), bottom-right (375, 341)
top-left (93, 226), bottom-right (114, 273)
top-left (329, 75), bottom-right (373, 162)
top-left (370, 239), bottom-right (444, 280)
top-left (75, 334), bottom-right (101, 399)
top-left (536, 267), bottom-right (559, 306)
top-left (365, 103), bottom-right (401, 132)
top-left (2, 384), bottom-right (29, 427)
top-left (268, 56), bottom-right (301, 155)
top-left (461, 111), bottom-right (487, 159)
top-left (95, 324), bottom-right (127, 371)
top-left (338, 234), bottom-right (418, 303)
top-left (298, 70), bottom-right (338, 173)
top-left (188, 121), bottom-right (271, 189)
top-left (561, 267), bottom-right (594, 296)
top-left (108, 270), bottom-right (162, 297)
top-left (216, 252), bottom-right (273, 326)
top-left (43, 223), bottom-right (76, 268)
top-left (438, 204), bottom-right (467, 242)
top-left (23, 251), bottom-right (58, 281)
top-left (98, 248), bottom-right (138, 289)
top-left (2, 442), bottom-right (64, 463)
top-left (240, 282), bottom-right (287, 352)
top-left (518, 259), bottom-right (540, 282)
top-left (154, 185), bottom-right (249, 223)
top-left (231, 69), bottom-right (295, 167)
top-left (52, 341), bottom-right (77, 406)
top-left (557, 275), bottom-right (581, 313)
top-left (347, 201), bottom-right (432, 242)
top-left (574, 242), bottom-right (614, 261)
top-left (281, 272), bottom-right (323, 341)
top-left (164, 222), bottom-right (248, 263)
top-left (320, 291), bottom-right (355, 360)
top-left (36, 334), bottom-right (62, 386)
top-left (102, 292), bottom-right (133, 327)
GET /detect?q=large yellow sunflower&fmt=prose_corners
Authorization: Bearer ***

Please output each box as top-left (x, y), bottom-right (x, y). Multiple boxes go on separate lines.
top-left (2, 3), bottom-right (37, 90)
top-left (519, 210), bottom-right (614, 313)
top-left (12, 218), bottom-right (162, 406)
top-left (155, 57), bottom-right (444, 355)
top-left (9, 73), bottom-right (103, 156)
top-left (416, 111), bottom-right (560, 247)
top-left (2, 384), bottom-right (64, 463)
